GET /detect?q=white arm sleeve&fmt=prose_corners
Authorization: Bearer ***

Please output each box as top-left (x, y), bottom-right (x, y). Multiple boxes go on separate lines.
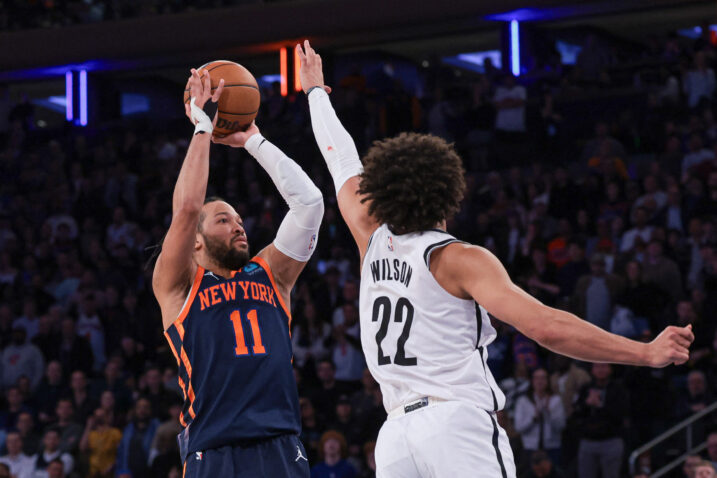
top-left (307, 88), bottom-right (364, 194)
top-left (245, 134), bottom-right (324, 262)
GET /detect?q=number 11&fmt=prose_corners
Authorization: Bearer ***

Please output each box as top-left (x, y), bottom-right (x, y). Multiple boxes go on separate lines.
top-left (229, 310), bottom-right (266, 356)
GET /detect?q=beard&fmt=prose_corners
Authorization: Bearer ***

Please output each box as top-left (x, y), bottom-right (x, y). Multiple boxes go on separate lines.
top-left (202, 233), bottom-right (250, 271)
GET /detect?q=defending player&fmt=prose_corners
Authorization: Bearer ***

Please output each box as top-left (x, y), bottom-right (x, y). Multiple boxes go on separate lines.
top-left (152, 68), bottom-right (322, 477)
top-left (297, 40), bottom-right (694, 478)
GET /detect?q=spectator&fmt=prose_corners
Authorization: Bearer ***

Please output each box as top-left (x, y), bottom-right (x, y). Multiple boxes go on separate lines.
top-left (292, 301), bottom-right (331, 370)
top-left (549, 355), bottom-right (591, 418)
top-left (148, 401), bottom-right (182, 477)
top-left (708, 432), bottom-right (717, 470)
top-left (310, 430), bottom-right (357, 478)
top-left (0, 432), bottom-right (33, 478)
top-left (642, 239), bottom-right (683, 302)
top-left (115, 397), bottom-right (159, 478)
top-left (44, 458), bottom-right (64, 478)
top-left (685, 454), bottom-right (705, 478)
top-left (331, 304), bottom-right (365, 386)
top-left (573, 363), bottom-right (629, 478)
top-left (572, 254), bottom-right (625, 331)
top-left (90, 360), bottom-right (132, 414)
top-left (31, 428), bottom-right (73, 477)
top-left (683, 51), bottom-right (716, 109)
top-left (56, 318), bottom-right (93, 375)
top-left (33, 361), bottom-right (65, 424)
top-left (2, 327), bottom-right (44, 391)
top-left (358, 441), bottom-right (376, 478)
top-left (514, 368), bottom-right (566, 466)
top-left (556, 240), bottom-right (591, 299)
top-left (15, 299), bottom-right (40, 343)
top-left (15, 413), bottom-right (40, 456)
top-left (52, 399), bottom-right (82, 455)
top-left (75, 292), bottom-right (106, 372)
top-left (310, 360), bottom-right (353, 425)
top-left (520, 450), bottom-right (565, 478)
top-left (695, 461), bottom-right (716, 478)
top-left (67, 370), bottom-right (96, 425)
top-left (140, 366), bottom-right (178, 421)
top-left (0, 387), bottom-right (32, 432)
top-left (327, 395), bottom-right (363, 461)
top-left (300, 398), bottom-right (323, 464)
top-left (494, 74), bottom-right (527, 133)
top-left (79, 408), bottom-right (122, 478)
top-left (683, 134), bottom-right (715, 175)
top-left (620, 207), bottom-right (654, 254)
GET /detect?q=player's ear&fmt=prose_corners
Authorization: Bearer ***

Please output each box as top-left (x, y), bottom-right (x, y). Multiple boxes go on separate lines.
top-left (195, 233), bottom-right (203, 251)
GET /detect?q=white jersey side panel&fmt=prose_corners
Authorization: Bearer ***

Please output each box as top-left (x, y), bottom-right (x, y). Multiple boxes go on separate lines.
top-left (359, 224), bottom-right (506, 413)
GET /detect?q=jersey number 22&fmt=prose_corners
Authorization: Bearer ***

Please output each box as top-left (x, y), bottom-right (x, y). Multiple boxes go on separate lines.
top-left (372, 296), bottom-right (417, 366)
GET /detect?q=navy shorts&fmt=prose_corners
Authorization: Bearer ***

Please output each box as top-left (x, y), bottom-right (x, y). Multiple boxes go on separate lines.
top-left (183, 434), bottom-right (310, 478)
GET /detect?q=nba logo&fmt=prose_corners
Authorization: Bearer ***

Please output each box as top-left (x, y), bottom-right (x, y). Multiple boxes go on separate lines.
top-left (387, 236), bottom-right (394, 251)
top-left (308, 234), bottom-right (316, 252)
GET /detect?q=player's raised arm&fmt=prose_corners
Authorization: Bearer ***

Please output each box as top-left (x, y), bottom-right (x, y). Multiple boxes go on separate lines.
top-left (297, 40), bottom-right (378, 256)
top-left (153, 69), bottom-right (224, 330)
top-left (432, 242), bottom-right (694, 368)
top-left (212, 123), bottom-right (323, 303)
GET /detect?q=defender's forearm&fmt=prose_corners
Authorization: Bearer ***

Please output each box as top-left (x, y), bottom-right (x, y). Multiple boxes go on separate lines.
top-left (172, 133), bottom-right (211, 213)
top-left (538, 306), bottom-right (649, 366)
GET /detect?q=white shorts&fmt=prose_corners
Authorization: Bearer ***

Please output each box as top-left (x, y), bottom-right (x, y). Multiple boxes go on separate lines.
top-left (375, 400), bottom-right (516, 478)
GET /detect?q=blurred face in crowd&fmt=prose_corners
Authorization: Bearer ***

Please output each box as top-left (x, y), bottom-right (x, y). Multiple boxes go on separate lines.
top-left (93, 408), bottom-right (107, 427)
top-left (695, 465), bottom-right (716, 478)
top-left (5, 432), bottom-right (21, 456)
top-left (708, 433), bottom-right (717, 459)
top-left (146, 368), bottom-right (162, 391)
top-left (342, 281), bottom-right (359, 302)
top-left (196, 200), bottom-right (250, 272)
top-left (336, 401), bottom-right (351, 422)
top-left (105, 360), bottom-right (120, 382)
top-left (47, 461), bottom-right (64, 478)
top-left (71, 371), bottom-right (87, 391)
top-left (43, 430), bottom-right (60, 452)
top-left (531, 368), bottom-right (549, 395)
top-left (317, 361), bottom-right (335, 384)
top-left (687, 371), bottom-right (706, 396)
top-left (135, 398), bottom-right (152, 421)
top-left (685, 456), bottom-right (703, 477)
top-left (100, 391), bottom-right (115, 410)
top-left (61, 318), bottom-right (76, 340)
top-left (626, 261), bottom-right (641, 282)
top-left (530, 456), bottom-right (552, 477)
top-left (633, 208), bottom-right (648, 228)
top-left (6, 388), bottom-right (21, 408)
top-left (17, 412), bottom-right (33, 434)
top-left (591, 363), bottom-right (611, 381)
top-left (677, 301), bottom-right (696, 325)
top-left (56, 400), bottom-right (74, 422)
top-left (323, 437), bottom-right (341, 458)
top-left (342, 304), bottom-right (359, 327)
top-left (300, 398), bottom-right (315, 420)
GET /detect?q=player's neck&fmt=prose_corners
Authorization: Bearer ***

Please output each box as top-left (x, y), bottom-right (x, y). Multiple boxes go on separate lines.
top-left (198, 255), bottom-right (233, 279)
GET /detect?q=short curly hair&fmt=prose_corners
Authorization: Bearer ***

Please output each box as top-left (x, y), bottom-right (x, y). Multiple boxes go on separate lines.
top-left (358, 133), bottom-right (466, 234)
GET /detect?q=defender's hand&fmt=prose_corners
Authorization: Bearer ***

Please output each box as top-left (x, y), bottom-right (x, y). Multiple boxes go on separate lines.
top-left (646, 324), bottom-right (694, 367)
top-left (184, 68), bottom-right (225, 123)
top-left (211, 121), bottom-right (260, 148)
top-left (296, 40), bottom-right (332, 95)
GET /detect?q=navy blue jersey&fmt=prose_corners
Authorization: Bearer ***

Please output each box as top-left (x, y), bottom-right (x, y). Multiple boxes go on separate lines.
top-left (164, 257), bottom-right (300, 461)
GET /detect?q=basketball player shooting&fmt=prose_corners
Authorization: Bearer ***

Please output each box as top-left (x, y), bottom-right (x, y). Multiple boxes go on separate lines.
top-left (297, 40), bottom-right (694, 478)
top-left (152, 68), bottom-right (321, 477)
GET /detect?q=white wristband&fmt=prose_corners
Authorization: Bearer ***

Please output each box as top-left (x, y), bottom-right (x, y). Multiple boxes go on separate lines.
top-left (190, 97), bottom-right (213, 135)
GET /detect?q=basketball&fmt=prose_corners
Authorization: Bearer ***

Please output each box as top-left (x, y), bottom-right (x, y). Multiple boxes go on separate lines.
top-left (183, 60), bottom-right (260, 137)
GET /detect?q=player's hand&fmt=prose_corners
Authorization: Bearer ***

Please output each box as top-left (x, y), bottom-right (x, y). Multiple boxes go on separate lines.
top-left (211, 121), bottom-right (260, 148)
top-left (296, 40), bottom-right (332, 95)
top-left (184, 68), bottom-right (225, 123)
top-left (645, 324), bottom-right (694, 367)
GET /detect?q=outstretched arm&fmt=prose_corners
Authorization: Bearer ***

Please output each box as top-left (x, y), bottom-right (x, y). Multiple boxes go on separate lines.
top-left (153, 68), bottom-right (224, 330)
top-left (297, 40), bottom-right (378, 257)
top-left (213, 124), bottom-right (323, 302)
top-left (431, 242), bottom-right (694, 367)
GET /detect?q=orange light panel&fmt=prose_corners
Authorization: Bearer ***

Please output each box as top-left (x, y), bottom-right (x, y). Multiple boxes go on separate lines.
top-left (294, 47), bottom-right (302, 92)
top-left (280, 47), bottom-right (288, 97)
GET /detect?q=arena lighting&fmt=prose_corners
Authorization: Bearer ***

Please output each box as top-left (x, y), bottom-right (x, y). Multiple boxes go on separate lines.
top-left (294, 47), bottom-right (302, 92)
top-left (279, 47), bottom-right (288, 97)
top-left (510, 20), bottom-right (520, 76)
top-left (79, 69), bottom-right (88, 126)
top-left (65, 72), bottom-right (73, 121)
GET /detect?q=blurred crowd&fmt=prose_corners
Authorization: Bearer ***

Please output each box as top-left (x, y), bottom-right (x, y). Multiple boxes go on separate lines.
top-left (0, 22), bottom-right (716, 478)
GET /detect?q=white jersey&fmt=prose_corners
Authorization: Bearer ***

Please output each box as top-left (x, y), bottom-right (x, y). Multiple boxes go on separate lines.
top-left (359, 224), bottom-right (506, 414)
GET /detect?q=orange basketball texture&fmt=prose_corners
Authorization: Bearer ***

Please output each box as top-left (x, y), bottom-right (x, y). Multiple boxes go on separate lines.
top-left (183, 60), bottom-right (260, 137)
